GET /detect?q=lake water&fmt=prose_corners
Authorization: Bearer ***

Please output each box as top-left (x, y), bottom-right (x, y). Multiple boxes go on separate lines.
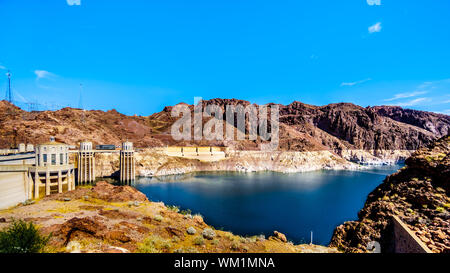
top-left (133, 165), bottom-right (401, 245)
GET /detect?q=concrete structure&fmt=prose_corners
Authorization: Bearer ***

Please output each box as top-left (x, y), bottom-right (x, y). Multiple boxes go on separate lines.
top-left (18, 143), bottom-right (26, 153)
top-left (0, 138), bottom-right (75, 209)
top-left (77, 141), bottom-right (95, 184)
top-left (120, 141), bottom-right (135, 182)
top-left (0, 143), bottom-right (35, 156)
top-left (0, 149), bottom-right (19, 155)
top-left (166, 146), bottom-right (227, 162)
top-left (1, 138), bottom-right (137, 209)
top-left (0, 165), bottom-right (32, 209)
top-left (26, 144), bottom-right (34, 152)
top-left (0, 153), bottom-right (35, 166)
top-left (72, 141), bottom-right (134, 183)
top-left (29, 138), bottom-right (75, 199)
top-left (391, 216), bottom-right (432, 253)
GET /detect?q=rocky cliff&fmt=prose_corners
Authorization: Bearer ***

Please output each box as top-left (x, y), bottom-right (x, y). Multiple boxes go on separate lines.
top-left (91, 148), bottom-right (357, 178)
top-left (1, 100), bottom-right (448, 162)
top-left (330, 135), bottom-right (450, 253)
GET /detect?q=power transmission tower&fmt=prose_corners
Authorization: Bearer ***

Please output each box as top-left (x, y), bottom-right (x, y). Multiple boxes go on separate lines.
top-left (5, 70), bottom-right (12, 102)
top-left (79, 83), bottom-right (86, 126)
top-left (78, 83), bottom-right (83, 109)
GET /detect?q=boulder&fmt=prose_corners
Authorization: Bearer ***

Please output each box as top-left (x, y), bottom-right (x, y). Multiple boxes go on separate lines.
top-left (271, 231), bottom-right (287, 243)
top-left (187, 226), bottom-right (196, 235)
top-left (166, 226), bottom-right (185, 239)
top-left (48, 217), bottom-right (107, 246)
top-left (106, 230), bottom-right (132, 243)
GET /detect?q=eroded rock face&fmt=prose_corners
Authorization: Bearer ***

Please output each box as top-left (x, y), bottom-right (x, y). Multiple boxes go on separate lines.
top-left (45, 217), bottom-right (107, 246)
top-left (330, 136), bottom-right (450, 253)
top-left (371, 106), bottom-right (450, 137)
top-left (106, 230), bottom-right (132, 243)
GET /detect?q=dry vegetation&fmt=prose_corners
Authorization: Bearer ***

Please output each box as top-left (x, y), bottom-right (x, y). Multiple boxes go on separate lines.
top-left (0, 182), bottom-right (338, 253)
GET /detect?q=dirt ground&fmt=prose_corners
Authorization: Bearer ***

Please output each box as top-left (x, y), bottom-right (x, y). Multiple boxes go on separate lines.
top-left (0, 182), bottom-right (339, 253)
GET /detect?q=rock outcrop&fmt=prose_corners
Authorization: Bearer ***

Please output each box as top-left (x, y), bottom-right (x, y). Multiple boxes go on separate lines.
top-left (330, 135), bottom-right (450, 253)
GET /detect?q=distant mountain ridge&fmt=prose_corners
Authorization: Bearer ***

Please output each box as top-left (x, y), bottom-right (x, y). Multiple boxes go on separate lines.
top-left (0, 99), bottom-right (449, 154)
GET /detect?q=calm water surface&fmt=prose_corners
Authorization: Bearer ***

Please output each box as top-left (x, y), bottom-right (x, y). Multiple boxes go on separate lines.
top-left (133, 165), bottom-right (401, 245)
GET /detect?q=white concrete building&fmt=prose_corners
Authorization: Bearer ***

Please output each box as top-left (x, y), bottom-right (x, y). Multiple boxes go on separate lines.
top-left (29, 137), bottom-right (75, 198)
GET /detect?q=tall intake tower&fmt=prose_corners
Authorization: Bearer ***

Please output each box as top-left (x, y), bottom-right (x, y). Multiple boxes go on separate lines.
top-left (120, 141), bottom-right (135, 182)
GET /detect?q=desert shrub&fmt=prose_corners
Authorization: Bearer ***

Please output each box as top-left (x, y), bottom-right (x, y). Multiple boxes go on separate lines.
top-left (153, 215), bottom-right (163, 222)
top-left (202, 228), bottom-right (216, 240)
top-left (180, 209), bottom-right (192, 215)
top-left (174, 247), bottom-right (199, 253)
top-left (246, 236), bottom-right (257, 243)
top-left (231, 240), bottom-right (240, 251)
top-left (0, 219), bottom-right (50, 253)
top-left (193, 213), bottom-right (203, 219)
top-left (193, 236), bottom-right (204, 245)
top-left (167, 205), bottom-right (180, 213)
top-left (137, 235), bottom-right (171, 253)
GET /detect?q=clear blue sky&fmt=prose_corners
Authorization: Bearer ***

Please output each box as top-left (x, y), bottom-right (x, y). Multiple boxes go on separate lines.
top-left (1, 0), bottom-right (449, 115)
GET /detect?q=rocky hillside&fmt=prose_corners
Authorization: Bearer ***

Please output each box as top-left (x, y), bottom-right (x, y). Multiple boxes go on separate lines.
top-left (330, 135), bottom-right (450, 253)
top-left (0, 182), bottom-right (338, 253)
top-left (1, 99), bottom-right (449, 154)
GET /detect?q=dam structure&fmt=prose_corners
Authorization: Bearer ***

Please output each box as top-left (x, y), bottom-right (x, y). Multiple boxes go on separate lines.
top-left (77, 141), bottom-right (96, 184)
top-left (166, 146), bottom-right (227, 162)
top-left (0, 137), bottom-right (76, 209)
top-left (75, 141), bottom-right (135, 183)
top-left (120, 141), bottom-right (135, 182)
top-left (0, 139), bottom-right (136, 209)
top-left (29, 138), bottom-right (75, 198)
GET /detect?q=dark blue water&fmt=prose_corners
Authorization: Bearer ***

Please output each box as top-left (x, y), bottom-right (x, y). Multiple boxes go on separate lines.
top-left (134, 165), bottom-right (401, 245)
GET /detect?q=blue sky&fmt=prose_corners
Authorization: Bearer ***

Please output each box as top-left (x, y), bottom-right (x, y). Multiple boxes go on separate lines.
top-left (1, 0), bottom-right (449, 115)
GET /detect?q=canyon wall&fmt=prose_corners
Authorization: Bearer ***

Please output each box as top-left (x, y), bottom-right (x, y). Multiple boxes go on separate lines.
top-left (92, 148), bottom-right (413, 178)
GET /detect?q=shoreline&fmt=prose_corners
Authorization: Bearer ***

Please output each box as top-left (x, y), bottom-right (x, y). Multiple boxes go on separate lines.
top-left (126, 164), bottom-right (404, 184)
top-left (90, 148), bottom-right (411, 179)
top-left (89, 148), bottom-right (413, 177)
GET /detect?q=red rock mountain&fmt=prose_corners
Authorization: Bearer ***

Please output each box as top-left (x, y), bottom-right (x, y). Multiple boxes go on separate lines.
top-left (330, 135), bottom-right (450, 253)
top-left (0, 99), bottom-right (449, 152)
